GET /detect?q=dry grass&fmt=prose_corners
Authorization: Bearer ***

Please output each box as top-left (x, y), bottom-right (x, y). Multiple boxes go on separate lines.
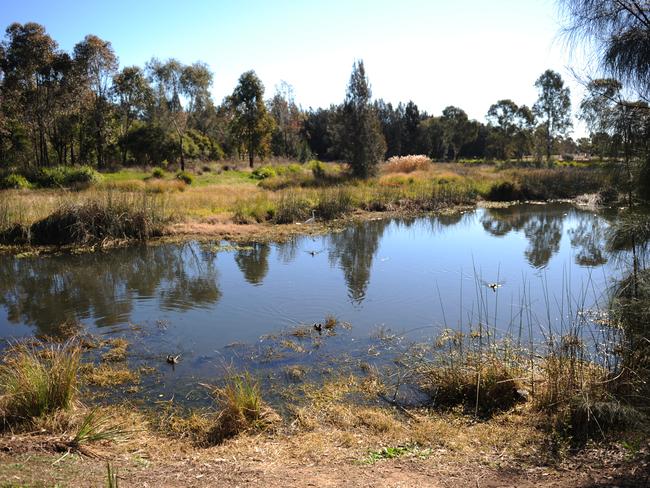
top-left (82, 364), bottom-right (139, 387)
top-left (101, 338), bottom-right (129, 363)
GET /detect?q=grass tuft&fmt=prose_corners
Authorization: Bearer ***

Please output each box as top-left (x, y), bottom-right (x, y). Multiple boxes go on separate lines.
top-left (0, 340), bottom-right (81, 424)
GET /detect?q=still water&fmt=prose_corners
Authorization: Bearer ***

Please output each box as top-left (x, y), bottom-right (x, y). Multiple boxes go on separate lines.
top-left (0, 203), bottom-right (620, 402)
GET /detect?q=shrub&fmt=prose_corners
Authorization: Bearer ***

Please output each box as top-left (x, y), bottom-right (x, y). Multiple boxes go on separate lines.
top-left (232, 196), bottom-right (276, 224)
top-left (175, 171), bottom-right (194, 185)
top-left (252, 166), bottom-right (277, 180)
top-left (486, 181), bottom-right (523, 201)
top-left (27, 166), bottom-right (100, 188)
top-left (0, 173), bottom-right (31, 190)
top-left (382, 155), bottom-right (433, 174)
top-left (151, 167), bottom-right (165, 179)
top-left (0, 340), bottom-right (81, 422)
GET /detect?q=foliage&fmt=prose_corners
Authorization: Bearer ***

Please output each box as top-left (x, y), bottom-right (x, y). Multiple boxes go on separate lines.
top-left (333, 60), bottom-right (386, 178)
top-left (251, 165), bottom-right (277, 180)
top-left (175, 171), bottom-right (194, 185)
top-left (533, 70), bottom-right (572, 162)
top-left (0, 173), bottom-right (31, 189)
top-left (228, 70), bottom-right (275, 167)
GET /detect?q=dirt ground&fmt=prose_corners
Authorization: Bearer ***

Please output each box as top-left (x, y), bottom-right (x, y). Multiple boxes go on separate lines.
top-left (2, 426), bottom-right (648, 488)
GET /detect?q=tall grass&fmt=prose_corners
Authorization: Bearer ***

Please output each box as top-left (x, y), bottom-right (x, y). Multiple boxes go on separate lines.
top-left (206, 371), bottom-right (278, 443)
top-left (19, 192), bottom-right (169, 245)
top-left (382, 155), bottom-right (433, 174)
top-left (0, 340), bottom-right (81, 423)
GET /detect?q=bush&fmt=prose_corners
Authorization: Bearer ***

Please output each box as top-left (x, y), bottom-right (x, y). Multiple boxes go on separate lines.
top-left (486, 181), bottom-right (523, 201)
top-left (0, 340), bottom-right (81, 422)
top-left (0, 173), bottom-right (31, 190)
top-left (27, 166), bottom-right (100, 188)
top-left (175, 171), bottom-right (194, 185)
top-left (251, 166), bottom-right (277, 180)
top-left (151, 167), bottom-right (165, 179)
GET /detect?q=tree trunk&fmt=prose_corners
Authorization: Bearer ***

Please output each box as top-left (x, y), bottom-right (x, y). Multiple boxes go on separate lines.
top-left (249, 140), bottom-right (254, 168)
top-left (179, 134), bottom-right (185, 172)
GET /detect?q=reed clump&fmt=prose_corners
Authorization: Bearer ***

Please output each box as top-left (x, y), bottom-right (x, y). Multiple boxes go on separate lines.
top-left (206, 372), bottom-right (279, 444)
top-left (26, 193), bottom-right (169, 245)
top-left (0, 340), bottom-right (81, 424)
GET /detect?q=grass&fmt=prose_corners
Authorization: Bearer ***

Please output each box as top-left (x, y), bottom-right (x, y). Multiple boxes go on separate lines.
top-left (206, 371), bottom-right (279, 443)
top-left (82, 364), bottom-right (139, 387)
top-left (0, 161), bottom-right (610, 250)
top-left (0, 340), bottom-right (81, 424)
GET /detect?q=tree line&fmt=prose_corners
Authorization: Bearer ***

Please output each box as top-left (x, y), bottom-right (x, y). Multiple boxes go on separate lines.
top-left (0, 21), bottom-right (647, 178)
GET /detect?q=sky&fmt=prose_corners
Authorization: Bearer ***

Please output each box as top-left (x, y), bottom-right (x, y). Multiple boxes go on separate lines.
top-left (1, 0), bottom-right (591, 134)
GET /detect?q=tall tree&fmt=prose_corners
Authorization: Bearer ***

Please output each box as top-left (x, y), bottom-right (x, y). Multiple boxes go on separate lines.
top-left (73, 35), bottom-right (118, 168)
top-left (1, 22), bottom-right (58, 166)
top-left (441, 106), bottom-right (477, 161)
top-left (112, 66), bottom-right (151, 165)
top-left (229, 70), bottom-right (274, 167)
top-left (533, 69), bottom-right (572, 162)
top-left (268, 80), bottom-right (304, 158)
top-left (334, 60), bottom-right (386, 178)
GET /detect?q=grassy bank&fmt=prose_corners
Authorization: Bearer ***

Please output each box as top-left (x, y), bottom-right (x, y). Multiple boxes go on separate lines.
top-left (0, 310), bottom-right (647, 487)
top-left (0, 160), bottom-right (610, 250)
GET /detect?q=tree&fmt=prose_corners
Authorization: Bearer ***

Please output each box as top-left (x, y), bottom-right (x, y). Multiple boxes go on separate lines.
top-left (73, 35), bottom-right (118, 168)
top-left (335, 60), bottom-right (386, 178)
top-left (533, 70), bottom-right (572, 162)
top-left (229, 70), bottom-right (274, 167)
top-left (560, 0), bottom-right (650, 99)
top-left (441, 106), bottom-right (477, 161)
top-left (268, 81), bottom-right (304, 158)
top-left (1, 22), bottom-right (58, 166)
top-left (403, 100), bottom-right (421, 154)
top-left (112, 66), bottom-right (151, 164)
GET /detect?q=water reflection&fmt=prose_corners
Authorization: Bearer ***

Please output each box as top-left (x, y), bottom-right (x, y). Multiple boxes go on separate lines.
top-left (0, 204), bottom-right (616, 342)
top-left (327, 219), bottom-right (390, 303)
top-left (568, 214), bottom-right (608, 266)
top-left (0, 244), bottom-right (222, 334)
top-left (481, 205), bottom-right (590, 268)
top-left (235, 243), bottom-right (270, 285)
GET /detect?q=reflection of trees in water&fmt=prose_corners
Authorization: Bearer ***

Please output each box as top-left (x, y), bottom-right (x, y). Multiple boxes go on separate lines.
top-left (523, 214), bottom-right (563, 268)
top-left (276, 238), bottom-right (300, 264)
top-left (327, 219), bottom-right (389, 303)
top-left (0, 243), bottom-right (221, 335)
top-left (481, 205), bottom-right (610, 269)
top-left (568, 214), bottom-right (608, 266)
top-left (235, 243), bottom-right (270, 285)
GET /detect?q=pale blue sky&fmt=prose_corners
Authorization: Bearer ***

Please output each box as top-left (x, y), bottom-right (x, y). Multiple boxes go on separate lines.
top-left (1, 0), bottom-right (587, 132)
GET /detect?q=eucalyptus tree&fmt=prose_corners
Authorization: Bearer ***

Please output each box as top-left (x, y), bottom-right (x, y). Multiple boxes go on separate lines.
top-left (441, 106), bottom-right (477, 161)
top-left (73, 35), bottom-right (118, 167)
top-left (1, 22), bottom-right (58, 166)
top-left (112, 66), bottom-right (152, 164)
top-left (533, 69), bottom-right (572, 162)
top-left (229, 70), bottom-right (275, 167)
top-left (268, 80), bottom-right (304, 158)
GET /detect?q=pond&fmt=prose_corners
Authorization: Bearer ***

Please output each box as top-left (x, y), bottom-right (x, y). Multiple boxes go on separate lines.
top-left (0, 203), bottom-right (620, 404)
